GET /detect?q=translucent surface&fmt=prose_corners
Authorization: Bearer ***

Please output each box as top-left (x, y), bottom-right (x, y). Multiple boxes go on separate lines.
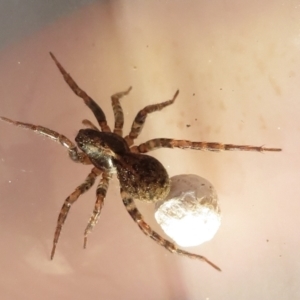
top-left (155, 174), bottom-right (221, 247)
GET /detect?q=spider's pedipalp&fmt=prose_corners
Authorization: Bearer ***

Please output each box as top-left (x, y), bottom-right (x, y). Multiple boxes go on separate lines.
top-left (125, 90), bottom-right (179, 146)
top-left (0, 117), bottom-right (91, 164)
top-left (82, 119), bottom-right (99, 131)
top-left (121, 190), bottom-right (221, 271)
top-left (49, 52), bottom-right (111, 133)
top-left (111, 86), bottom-right (132, 137)
top-left (131, 138), bottom-right (282, 153)
top-left (84, 171), bottom-right (112, 248)
top-left (51, 167), bottom-right (101, 259)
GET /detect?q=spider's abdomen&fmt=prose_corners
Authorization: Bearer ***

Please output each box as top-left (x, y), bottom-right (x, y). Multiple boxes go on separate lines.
top-left (114, 153), bottom-right (170, 203)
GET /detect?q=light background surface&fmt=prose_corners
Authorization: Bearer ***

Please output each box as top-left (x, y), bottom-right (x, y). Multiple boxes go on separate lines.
top-left (0, 1), bottom-right (298, 299)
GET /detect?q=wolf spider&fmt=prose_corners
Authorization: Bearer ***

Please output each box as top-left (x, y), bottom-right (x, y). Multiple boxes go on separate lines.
top-left (1, 53), bottom-right (281, 271)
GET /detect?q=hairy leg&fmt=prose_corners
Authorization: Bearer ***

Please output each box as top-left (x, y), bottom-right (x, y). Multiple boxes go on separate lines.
top-left (51, 167), bottom-right (101, 259)
top-left (111, 87), bottom-right (132, 136)
top-left (131, 138), bottom-right (282, 153)
top-left (84, 171), bottom-right (112, 248)
top-left (125, 90), bottom-right (179, 146)
top-left (49, 52), bottom-right (111, 132)
top-left (121, 190), bottom-right (221, 271)
top-left (0, 117), bottom-right (91, 164)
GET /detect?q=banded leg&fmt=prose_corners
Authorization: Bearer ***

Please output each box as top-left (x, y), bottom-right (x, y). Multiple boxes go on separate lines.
top-left (84, 171), bottom-right (112, 248)
top-left (124, 90), bottom-right (179, 146)
top-left (111, 86), bottom-right (132, 136)
top-left (121, 190), bottom-right (221, 271)
top-left (49, 52), bottom-right (111, 132)
top-left (131, 138), bottom-right (282, 153)
top-left (51, 167), bottom-right (101, 259)
top-left (0, 117), bottom-right (91, 164)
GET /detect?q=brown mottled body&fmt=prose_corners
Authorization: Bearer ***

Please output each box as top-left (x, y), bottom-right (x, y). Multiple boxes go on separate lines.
top-left (75, 129), bottom-right (170, 202)
top-left (115, 153), bottom-right (170, 202)
top-left (0, 52), bottom-right (282, 271)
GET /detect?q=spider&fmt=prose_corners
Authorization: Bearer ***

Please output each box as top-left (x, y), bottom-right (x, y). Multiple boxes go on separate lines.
top-left (1, 53), bottom-right (281, 272)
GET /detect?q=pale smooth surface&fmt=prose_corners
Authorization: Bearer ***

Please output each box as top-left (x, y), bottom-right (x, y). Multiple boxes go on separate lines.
top-left (155, 174), bottom-right (221, 247)
top-left (0, 1), bottom-right (298, 299)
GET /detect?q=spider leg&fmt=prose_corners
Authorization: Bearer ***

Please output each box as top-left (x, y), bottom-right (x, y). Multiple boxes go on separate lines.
top-left (49, 52), bottom-right (111, 133)
top-left (51, 167), bottom-right (101, 259)
top-left (82, 119), bottom-right (99, 131)
top-left (121, 190), bottom-right (221, 271)
top-left (0, 117), bottom-right (91, 164)
top-left (124, 90), bottom-right (179, 146)
top-left (111, 87), bottom-right (132, 137)
top-left (83, 172), bottom-right (112, 248)
top-left (131, 138), bottom-right (282, 153)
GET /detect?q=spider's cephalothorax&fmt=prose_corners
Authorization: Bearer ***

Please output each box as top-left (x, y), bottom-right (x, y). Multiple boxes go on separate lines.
top-left (0, 52), bottom-right (282, 272)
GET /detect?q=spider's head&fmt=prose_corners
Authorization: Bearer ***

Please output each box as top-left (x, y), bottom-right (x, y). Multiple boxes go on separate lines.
top-left (75, 129), bottom-right (129, 170)
top-left (76, 129), bottom-right (116, 158)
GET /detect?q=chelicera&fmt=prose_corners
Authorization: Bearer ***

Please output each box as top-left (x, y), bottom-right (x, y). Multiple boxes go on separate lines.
top-left (1, 53), bottom-right (281, 271)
